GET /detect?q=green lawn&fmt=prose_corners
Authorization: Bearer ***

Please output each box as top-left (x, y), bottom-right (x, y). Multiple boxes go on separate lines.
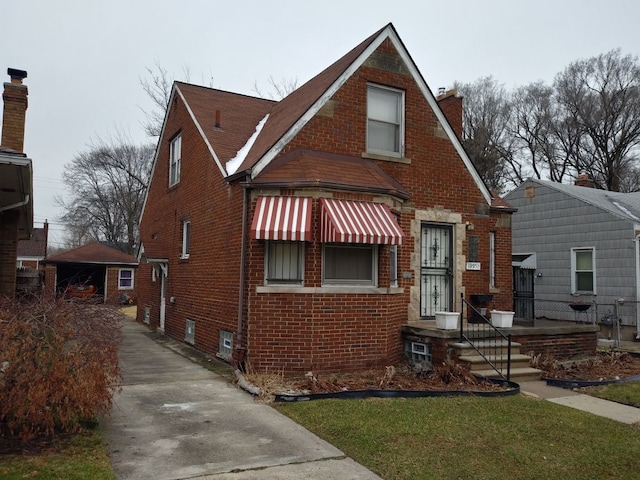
top-left (277, 395), bottom-right (640, 480)
top-left (0, 428), bottom-right (115, 480)
top-left (588, 382), bottom-right (640, 408)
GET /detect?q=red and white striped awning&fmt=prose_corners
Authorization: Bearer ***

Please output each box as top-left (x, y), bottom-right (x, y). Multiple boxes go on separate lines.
top-left (251, 196), bottom-right (312, 241)
top-left (320, 198), bottom-right (404, 245)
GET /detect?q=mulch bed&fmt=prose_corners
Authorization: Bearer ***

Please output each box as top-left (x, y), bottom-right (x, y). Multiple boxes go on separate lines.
top-left (536, 351), bottom-right (640, 382)
top-left (244, 352), bottom-right (640, 402)
top-left (243, 361), bottom-right (511, 402)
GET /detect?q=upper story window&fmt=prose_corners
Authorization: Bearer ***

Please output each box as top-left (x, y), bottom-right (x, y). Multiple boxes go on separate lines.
top-left (367, 84), bottom-right (404, 156)
top-left (169, 133), bottom-right (182, 187)
top-left (181, 219), bottom-right (191, 259)
top-left (571, 247), bottom-right (596, 294)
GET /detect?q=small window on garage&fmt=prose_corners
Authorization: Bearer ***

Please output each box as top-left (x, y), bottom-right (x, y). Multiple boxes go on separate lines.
top-left (119, 268), bottom-right (134, 289)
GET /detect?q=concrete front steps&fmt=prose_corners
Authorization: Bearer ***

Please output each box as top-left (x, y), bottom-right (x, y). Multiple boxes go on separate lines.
top-left (453, 339), bottom-right (543, 383)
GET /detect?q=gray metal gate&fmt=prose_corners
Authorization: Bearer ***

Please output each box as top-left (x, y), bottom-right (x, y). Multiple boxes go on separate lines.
top-left (513, 266), bottom-right (534, 320)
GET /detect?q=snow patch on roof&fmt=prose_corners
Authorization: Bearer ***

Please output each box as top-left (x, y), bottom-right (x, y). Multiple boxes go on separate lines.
top-left (612, 200), bottom-right (640, 221)
top-left (226, 114), bottom-right (269, 175)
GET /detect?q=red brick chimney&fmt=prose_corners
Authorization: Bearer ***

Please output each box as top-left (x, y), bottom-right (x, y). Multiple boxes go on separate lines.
top-left (436, 88), bottom-right (463, 139)
top-left (1, 68), bottom-right (29, 153)
top-left (575, 173), bottom-right (595, 188)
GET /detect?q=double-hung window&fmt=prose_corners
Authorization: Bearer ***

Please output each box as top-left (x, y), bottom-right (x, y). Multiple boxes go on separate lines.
top-left (571, 247), bottom-right (596, 294)
top-left (323, 244), bottom-right (376, 286)
top-left (181, 219), bottom-right (191, 259)
top-left (169, 134), bottom-right (182, 187)
top-left (266, 241), bottom-right (304, 285)
top-left (118, 269), bottom-right (134, 290)
top-left (367, 84), bottom-right (404, 156)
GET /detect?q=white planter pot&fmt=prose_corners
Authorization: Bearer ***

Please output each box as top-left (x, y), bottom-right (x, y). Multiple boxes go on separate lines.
top-left (435, 311), bottom-right (459, 330)
top-left (490, 310), bottom-right (514, 328)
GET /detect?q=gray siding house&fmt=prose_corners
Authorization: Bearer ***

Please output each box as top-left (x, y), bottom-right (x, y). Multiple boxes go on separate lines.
top-left (505, 177), bottom-right (640, 341)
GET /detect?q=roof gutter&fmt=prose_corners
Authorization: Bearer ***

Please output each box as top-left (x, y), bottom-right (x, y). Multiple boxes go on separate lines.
top-left (0, 194), bottom-right (29, 213)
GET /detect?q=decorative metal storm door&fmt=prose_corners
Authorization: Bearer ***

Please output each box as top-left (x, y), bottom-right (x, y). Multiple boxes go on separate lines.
top-left (420, 224), bottom-right (453, 318)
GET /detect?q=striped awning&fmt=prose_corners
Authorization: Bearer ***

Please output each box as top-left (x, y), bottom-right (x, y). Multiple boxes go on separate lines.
top-left (320, 198), bottom-right (404, 245)
top-left (250, 196), bottom-right (312, 241)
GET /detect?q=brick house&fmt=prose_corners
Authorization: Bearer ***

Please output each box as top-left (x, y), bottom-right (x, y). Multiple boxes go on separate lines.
top-left (137, 24), bottom-right (514, 374)
top-left (44, 242), bottom-right (138, 304)
top-left (0, 68), bottom-right (33, 298)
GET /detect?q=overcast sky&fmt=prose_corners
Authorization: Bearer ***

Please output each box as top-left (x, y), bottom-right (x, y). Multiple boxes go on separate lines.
top-left (4, 0), bottom-right (640, 248)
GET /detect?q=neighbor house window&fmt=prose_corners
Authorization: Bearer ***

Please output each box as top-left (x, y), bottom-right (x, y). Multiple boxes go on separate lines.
top-left (266, 241), bottom-right (304, 285)
top-left (367, 84), bottom-right (404, 156)
top-left (489, 232), bottom-right (496, 289)
top-left (169, 133), bottom-right (182, 187)
top-left (118, 269), bottom-right (134, 290)
top-left (181, 219), bottom-right (191, 258)
top-left (571, 247), bottom-right (596, 294)
top-left (323, 244), bottom-right (376, 285)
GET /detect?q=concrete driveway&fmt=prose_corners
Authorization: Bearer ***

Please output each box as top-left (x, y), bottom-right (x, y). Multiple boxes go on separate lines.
top-left (102, 319), bottom-right (381, 480)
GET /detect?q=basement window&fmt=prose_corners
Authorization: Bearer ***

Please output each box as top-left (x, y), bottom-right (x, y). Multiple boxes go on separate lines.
top-left (405, 341), bottom-right (432, 366)
top-left (185, 319), bottom-right (195, 345)
top-left (219, 330), bottom-right (233, 357)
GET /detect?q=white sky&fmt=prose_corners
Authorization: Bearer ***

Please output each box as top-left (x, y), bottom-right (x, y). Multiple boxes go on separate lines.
top-left (3, 0), bottom-right (640, 248)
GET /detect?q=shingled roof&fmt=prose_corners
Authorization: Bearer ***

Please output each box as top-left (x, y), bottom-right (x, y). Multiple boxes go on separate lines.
top-left (17, 225), bottom-right (48, 258)
top-left (159, 22), bottom-right (492, 205)
top-left (45, 242), bottom-right (138, 266)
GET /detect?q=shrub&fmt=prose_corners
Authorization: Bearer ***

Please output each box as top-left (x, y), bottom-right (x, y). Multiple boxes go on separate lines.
top-left (0, 299), bottom-right (122, 440)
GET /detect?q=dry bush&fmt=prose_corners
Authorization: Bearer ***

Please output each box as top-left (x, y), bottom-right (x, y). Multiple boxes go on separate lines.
top-left (0, 298), bottom-right (122, 440)
top-left (430, 360), bottom-right (477, 384)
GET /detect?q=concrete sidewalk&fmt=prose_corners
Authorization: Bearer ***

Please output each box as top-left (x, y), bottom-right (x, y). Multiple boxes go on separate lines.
top-left (102, 319), bottom-right (382, 480)
top-left (520, 380), bottom-right (640, 425)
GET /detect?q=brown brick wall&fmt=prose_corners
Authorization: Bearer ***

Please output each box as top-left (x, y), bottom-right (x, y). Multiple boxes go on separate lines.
top-left (0, 210), bottom-right (19, 296)
top-left (2, 81), bottom-right (28, 152)
top-left (104, 266), bottom-right (137, 304)
top-left (512, 332), bottom-right (597, 359)
top-left (136, 38), bottom-right (514, 374)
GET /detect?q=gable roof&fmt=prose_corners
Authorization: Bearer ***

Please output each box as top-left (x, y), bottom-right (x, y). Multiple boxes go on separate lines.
top-left (45, 242), bottom-right (138, 266)
top-left (174, 84), bottom-right (275, 176)
top-left (17, 225), bottom-right (47, 258)
top-left (153, 23), bottom-right (492, 206)
top-left (510, 178), bottom-right (640, 223)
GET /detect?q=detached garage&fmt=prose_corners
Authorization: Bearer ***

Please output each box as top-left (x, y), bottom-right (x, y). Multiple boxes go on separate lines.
top-left (44, 242), bottom-right (138, 304)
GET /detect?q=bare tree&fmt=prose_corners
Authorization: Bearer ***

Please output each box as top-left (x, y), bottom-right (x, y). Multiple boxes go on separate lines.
top-left (455, 76), bottom-right (512, 192)
top-left (508, 81), bottom-right (575, 185)
top-left (554, 49), bottom-right (640, 191)
top-left (56, 135), bottom-right (155, 253)
top-left (139, 62), bottom-right (194, 138)
top-left (252, 75), bottom-right (299, 99)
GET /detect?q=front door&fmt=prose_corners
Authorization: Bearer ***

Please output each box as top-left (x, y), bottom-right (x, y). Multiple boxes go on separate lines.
top-left (420, 224), bottom-right (454, 318)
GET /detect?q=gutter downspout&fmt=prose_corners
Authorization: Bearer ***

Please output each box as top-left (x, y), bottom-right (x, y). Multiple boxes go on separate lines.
top-left (236, 177), bottom-right (250, 366)
top-left (0, 194), bottom-right (29, 212)
top-left (635, 234), bottom-right (640, 340)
